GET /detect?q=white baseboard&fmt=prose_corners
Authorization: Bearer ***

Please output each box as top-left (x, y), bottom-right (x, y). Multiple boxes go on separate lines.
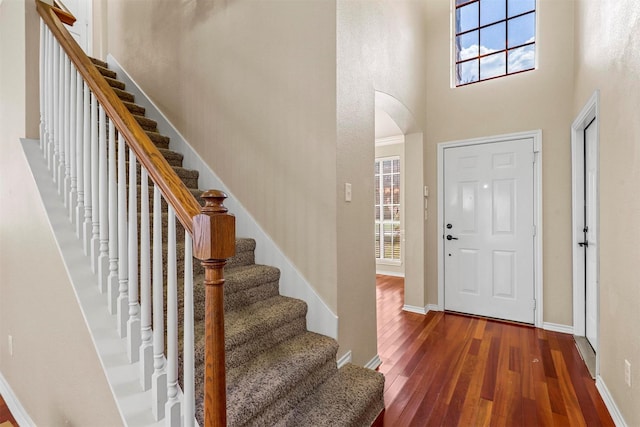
top-left (375, 270), bottom-right (404, 278)
top-left (542, 322), bottom-right (574, 334)
top-left (0, 370), bottom-right (36, 427)
top-left (337, 351), bottom-right (352, 369)
top-left (596, 376), bottom-right (628, 427)
top-left (402, 304), bottom-right (427, 315)
top-left (402, 304), bottom-right (441, 315)
top-left (365, 354), bottom-right (382, 370)
top-left (106, 55), bottom-right (338, 339)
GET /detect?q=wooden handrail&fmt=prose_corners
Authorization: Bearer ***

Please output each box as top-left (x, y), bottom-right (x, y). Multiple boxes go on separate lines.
top-left (36, 0), bottom-right (201, 235)
top-left (52, 0), bottom-right (76, 26)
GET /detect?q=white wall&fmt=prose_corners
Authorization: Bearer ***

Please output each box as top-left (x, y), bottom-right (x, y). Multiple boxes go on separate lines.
top-left (0, 0), bottom-right (121, 424)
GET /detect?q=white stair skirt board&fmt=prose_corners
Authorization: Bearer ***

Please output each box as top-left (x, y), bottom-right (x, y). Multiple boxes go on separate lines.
top-left (21, 138), bottom-right (166, 427)
top-left (365, 355), bottom-right (382, 371)
top-left (596, 376), bottom-right (628, 427)
top-left (542, 322), bottom-right (574, 335)
top-left (106, 55), bottom-right (338, 341)
top-left (337, 351), bottom-right (352, 369)
top-left (0, 371), bottom-right (36, 427)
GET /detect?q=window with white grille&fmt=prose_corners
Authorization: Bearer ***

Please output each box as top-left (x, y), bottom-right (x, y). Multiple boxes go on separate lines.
top-left (375, 157), bottom-right (401, 262)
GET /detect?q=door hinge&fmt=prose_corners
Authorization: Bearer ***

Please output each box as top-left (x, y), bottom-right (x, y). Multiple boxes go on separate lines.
top-left (532, 299), bottom-right (537, 310)
top-left (532, 225), bottom-right (536, 236)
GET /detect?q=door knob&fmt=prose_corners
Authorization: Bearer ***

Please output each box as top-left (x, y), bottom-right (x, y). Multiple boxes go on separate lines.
top-left (446, 235), bottom-right (458, 241)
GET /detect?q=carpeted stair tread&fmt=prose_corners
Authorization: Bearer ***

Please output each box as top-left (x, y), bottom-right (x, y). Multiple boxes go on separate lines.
top-left (225, 332), bottom-right (339, 426)
top-left (226, 238), bottom-right (256, 269)
top-left (123, 100), bottom-right (145, 115)
top-left (145, 131), bottom-right (170, 149)
top-left (224, 264), bottom-right (280, 296)
top-left (276, 363), bottom-right (385, 427)
top-left (95, 64), bottom-right (117, 79)
top-left (133, 114), bottom-right (157, 132)
top-left (113, 86), bottom-right (135, 103)
top-left (104, 76), bottom-right (125, 90)
top-left (89, 56), bottom-right (108, 68)
top-left (224, 295), bottom-right (307, 352)
top-left (128, 161), bottom-right (199, 188)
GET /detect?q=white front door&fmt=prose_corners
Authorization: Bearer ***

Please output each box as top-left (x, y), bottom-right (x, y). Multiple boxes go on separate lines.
top-left (443, 139), bottom-right (535, 324)
top-left (584, 119), bottom-right (599, 350)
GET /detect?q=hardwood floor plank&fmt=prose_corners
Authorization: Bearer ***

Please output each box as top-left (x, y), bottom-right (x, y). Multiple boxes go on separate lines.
top-left (376, 275), bottom-right (614, 427)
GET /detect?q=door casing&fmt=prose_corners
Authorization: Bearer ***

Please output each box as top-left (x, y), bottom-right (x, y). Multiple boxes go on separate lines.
top-left (437, 130), bottom-right (543, 328)
top-left (571, 91), bottom-right (600, 367)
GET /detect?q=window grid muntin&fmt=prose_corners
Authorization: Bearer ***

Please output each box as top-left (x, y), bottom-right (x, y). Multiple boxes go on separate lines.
top-left (375, 157), bottom-right (401, 262)
top-left (455, 0), bottom-right (536, 86)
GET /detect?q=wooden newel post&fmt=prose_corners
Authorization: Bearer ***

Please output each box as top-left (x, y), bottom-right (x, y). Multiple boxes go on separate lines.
top-left (193, 190), bottom-right (235, 427)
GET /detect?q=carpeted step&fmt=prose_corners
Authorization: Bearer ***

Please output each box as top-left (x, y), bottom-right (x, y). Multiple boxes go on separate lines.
top-left (223, 295), bottom-right (308, 368)
top-left (145, 131), bottom-right (170, 149)
top-left (113, 86), bottom-right (135, 103)
top-left (95, 64), bottom-right (117, 79)
top-left (89, 57), bottom-right (108, 68)
top-left (226, 238), bottom-right (256, 269)
top-left (123, 101), bottom-right (145, 116)
top-left (133, 114), bottom-right (157, 132)
top-left (104, 76), bottom-right (125, 91)
top-left (276, 364), bottom-right (385, 427)
top-left (220, 332), bottom-right (339, 427)
top-left (223, 264), bottom-right (281, 312)
top-left (127, 161), bottom-right (199, 188)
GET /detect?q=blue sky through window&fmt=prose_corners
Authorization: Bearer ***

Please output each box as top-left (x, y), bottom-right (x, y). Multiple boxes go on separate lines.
top-left (455, 0), bottom-right (536, 85)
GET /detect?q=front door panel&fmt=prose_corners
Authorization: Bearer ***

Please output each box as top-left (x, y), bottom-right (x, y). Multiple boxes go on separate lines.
top-left (444, 139), bottom-right (534, 324)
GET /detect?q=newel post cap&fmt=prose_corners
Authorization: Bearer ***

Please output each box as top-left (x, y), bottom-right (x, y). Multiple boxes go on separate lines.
top-left (193, 190), bottom-right (236, 261)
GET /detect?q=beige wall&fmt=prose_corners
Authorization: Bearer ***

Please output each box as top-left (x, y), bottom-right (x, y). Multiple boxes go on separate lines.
top-left (0, 0), bottom-right (121, 425)
top-left (424, 0), bottom-right (576, 325)
top-left (337, 0), bottom-right (428, 363)
top-left (573, 0), bottom-right (640, 424)
top-left (103, 0), bottom-right (340, 313)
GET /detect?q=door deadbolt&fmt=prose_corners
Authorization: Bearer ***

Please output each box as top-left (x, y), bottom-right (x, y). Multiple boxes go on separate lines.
top-left (446, 224), bottom-right (453, 229)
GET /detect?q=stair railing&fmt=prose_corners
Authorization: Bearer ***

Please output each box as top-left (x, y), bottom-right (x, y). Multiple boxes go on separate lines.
top-left (36, 2), bottom-right (234, 426)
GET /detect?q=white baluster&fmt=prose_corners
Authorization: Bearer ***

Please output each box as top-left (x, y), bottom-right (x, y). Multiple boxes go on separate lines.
top-left (57, 47), bottom-right (65, 194)
top-left (75, 70), bottom-right (85, 239)
top-left (90, 95), bottom-right (99, 271)
top-left (166, 206), bottom-right (180, 426)
top-left (68, 63), bottom-right (77, 223)
top-left (127, 148), bottom-right (141, 363)
top-left (51, 40), bottom-right (59, 176)
top-left (48, 33), bottom-right (56, 168)
top-left (140, 169), bottom-right (153, 390)
top-left (107, 122), bottom-right (119, 313)
top-left (39, 19), bottom-right (44, 152)
top-left (82, 84), bottom-right (92, 255)
top-left (98, 105), bottom-right (109, 292)
top-left (152, 185), bottom-right (167, 420)
top-left (46, 31), bottom-right (53, 166)
top-left (63, 55), bottom-right (71, 205)
top-left (117, 133), bottom-right (129, 338)
top-left (183, 233), bottom-right (195, 427)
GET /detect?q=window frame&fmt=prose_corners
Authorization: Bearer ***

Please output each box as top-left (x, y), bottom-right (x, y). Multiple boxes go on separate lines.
top-left (375, 156), bottom-right (402, 265)
top-left (453, 0), bottom-right (537, 87)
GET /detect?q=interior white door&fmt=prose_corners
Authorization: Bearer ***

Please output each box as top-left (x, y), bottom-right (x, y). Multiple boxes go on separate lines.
top-left (61, 0), bottom-right (90, 54)
top-left (584, 120), bottom-right (598, 350)
top-left (444, 139), bottom-right (535, 323)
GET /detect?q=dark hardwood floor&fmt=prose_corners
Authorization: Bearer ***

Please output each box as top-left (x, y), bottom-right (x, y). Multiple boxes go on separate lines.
top-left (376, 274), bottom-right (614, 426)
top-left (0, 394), bottom-right (17, 426)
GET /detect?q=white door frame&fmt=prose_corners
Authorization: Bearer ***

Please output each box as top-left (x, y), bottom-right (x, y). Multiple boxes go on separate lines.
top-left (571, 91), bottom-right (600, 352)
top-left (437, 130), bottom-right (543, 327)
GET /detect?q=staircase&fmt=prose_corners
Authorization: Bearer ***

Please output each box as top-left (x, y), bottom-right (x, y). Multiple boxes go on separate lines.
top-left (90, 57), bottom-right (385, 426)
